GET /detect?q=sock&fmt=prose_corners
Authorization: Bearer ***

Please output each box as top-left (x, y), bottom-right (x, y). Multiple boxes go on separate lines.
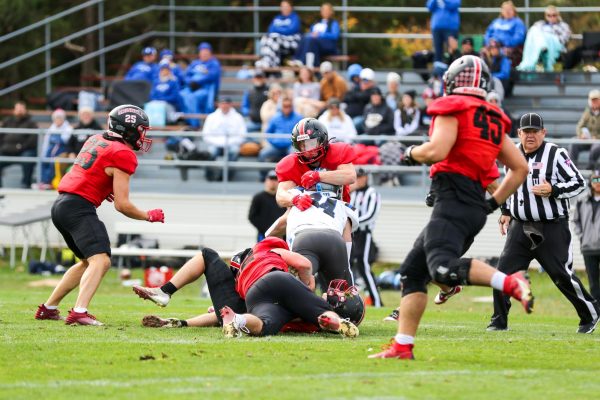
top-left (44, 304), bottom-right (58, 310)
top-left (491, 271), bottom-right (507, 291)
top-left (394, 333), bottom-right (414, 345)
top-left (180, 320), bottom-right (188, 327)
top-left (346, 242), bottom-right (352, 265)
top-left (233, 313), bottom-right (247, 328)
top-left (73, 307), bottom-right (87, 313)
top-left (160, 282), bottom-right (178, 296)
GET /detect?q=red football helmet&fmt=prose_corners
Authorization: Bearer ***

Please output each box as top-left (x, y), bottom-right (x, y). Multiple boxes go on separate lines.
top-left (291, 118), bottom-right (329, 165)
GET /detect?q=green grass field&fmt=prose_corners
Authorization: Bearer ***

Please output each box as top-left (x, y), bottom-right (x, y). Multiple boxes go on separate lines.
top-left (1, 265), bottom-right (599, 400)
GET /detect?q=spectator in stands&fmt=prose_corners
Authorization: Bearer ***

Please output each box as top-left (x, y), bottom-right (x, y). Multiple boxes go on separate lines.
top-left (292, 2), bottom-right (340, 68)
top-left (484, 1), bottom-right (526, 66)
top-left (66, 107), bottom-right (102, 157)
top-left (344, 67), bottom-right (377, 132)
top-left (319, 61), bottom-right (347, 102)
top-left (293, 66), bottom-right (324, 117)
top-left (125, 47), bottom-right (158, 82)
top-left (433, 36), bottom-right (462, 78)
top-left (318, 97), bottom-right (356, 143)
top-left (426, 0), bottom-right (461, 63)
top-left (248, 170), bottom-right (286, 242)
top-left (241, 69), bottom-right (269, 133)
top-left (159, 49), bottom-right (185, 86)
top-left (346, 63), bottom-right (362, 88)
top-left (517, 5), bottom-right (571, 72)
top-left (461, 37), bottom-right (476, 56)
top-left (258, 96), bottom-right (302, 179)
top-left (256, 0), bottom-right (301, 68)
top-left (385, 72), bottom-right (402, 111)
top-left (201, 98), bottom-right (247, 181)
top-left (180, 42), bottom-right (222, 128)
top-left (37, 109), bottom-right (73, 190)
top-left (360, 87), bottom-right (394, 146)
top-left (150, 60), bottom-right (184, 119)
top-left (573, 170), bottom-right (600, 303)
top-left (0, 101), bottom-right (38, 188)
top-left (480, 39), bottom-right (512, 96)
top-left (419, 87), bottom-right (438, 131)
top-left (487, 91), bottom-right (516, 136)
top-left (394, 90), bottom-right (421, 138)
top-left (260, 83), bottom-right (283, 133)
top-left (571, 89), bottom-right (600, 169)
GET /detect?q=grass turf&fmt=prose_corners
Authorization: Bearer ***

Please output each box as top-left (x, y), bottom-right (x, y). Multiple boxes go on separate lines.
top-left (1, 266), bottom-right (599, 400)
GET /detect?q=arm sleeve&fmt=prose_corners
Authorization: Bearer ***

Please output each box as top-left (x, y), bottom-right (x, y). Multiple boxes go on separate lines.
top-left (124, 64), bottom-right (137, 80)
top-left (494, 57), bottom-right (512, 80)
top-left (552, 148), bottom-right (586, 199)
top-left (320, 20), bottom-right (340, 40)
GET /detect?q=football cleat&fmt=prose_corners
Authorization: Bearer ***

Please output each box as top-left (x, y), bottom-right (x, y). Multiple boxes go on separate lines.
top-left (35, 304), bottom-right (63, 320)
top-left (132, 285), bottom-right (170, 307)
top-left (503, 272), bottom-right (534, 314)
top-left (142, 315), bottom-right (184, 328)
top-left (368, 341), bottom-right (414, 359)
top-left (317, 314), bottom-right (359, 338)
top-left (65, 310), bottom-right (104, 326)
top-left (434, 285), bottom-right (463, 305)
top-left (383, 309), bottom-right (399, 322)
top-left (220, 306), bottom-right (249, 338)
top-left (577, 316), bottom-right (599, 334)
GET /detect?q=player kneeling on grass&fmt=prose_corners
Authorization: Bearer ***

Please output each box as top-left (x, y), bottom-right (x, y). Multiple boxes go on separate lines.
top-left (35, 105), bottom-right (164, 326)
top-left (221, 237), bottom-right (358, 338)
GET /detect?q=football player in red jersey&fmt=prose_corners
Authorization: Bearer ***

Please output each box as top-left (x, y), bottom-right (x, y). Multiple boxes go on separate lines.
top-left (220, 237), bottom-right (359, 338)
top-left (370, 56), bottom-right (531, 360)
top-left (34, 105), bottom-right (164, 326)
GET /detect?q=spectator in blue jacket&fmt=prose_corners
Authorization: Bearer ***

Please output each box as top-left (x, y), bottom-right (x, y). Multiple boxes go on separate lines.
top-left (256, 1), bottom-right (302, 68)
top-left (125, 47), bottom-right (158, 82)
top-left (427, 0), bottom-right (461, 63)
top-left (180, 42), bottom-right (221, 128)
top-left (150, 60), bottom-right (183, 111)
top-left (258, 96), bottom-right (302, 180)
top-left (292, 2), bottom-right (340, 68)
top-left (480, 39), bottom-right (512, 96)
top-left (159, 49), bottom-right (186, 86)
top-left (484, 1), bottom-right (526, 66)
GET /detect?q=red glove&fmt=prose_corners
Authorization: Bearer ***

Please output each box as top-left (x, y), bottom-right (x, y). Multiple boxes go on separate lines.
top-left (105, 193), bottom-right (115, 203)
top-left (300, 170), bottom-right (321, 189)
top-left (147, 209), bottom-right (165, 223)
top-left (292, 194), bottom-right (313, 211)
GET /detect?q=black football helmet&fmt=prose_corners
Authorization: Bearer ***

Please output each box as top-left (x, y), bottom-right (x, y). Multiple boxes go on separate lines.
top-left (107, 104), bottom-right (152, 152)
top-left (443, 55), bottom-right (491, 98)
top-left (291, 118), bottom-right (329, 165)
top-left (229, 247), bottom-right (252, 276)
top-left (326, 279), bottom-right (365, 326)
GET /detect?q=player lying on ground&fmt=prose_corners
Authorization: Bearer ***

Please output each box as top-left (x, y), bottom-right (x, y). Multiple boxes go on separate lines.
top-left (35, 105), bottom-right (164, 326)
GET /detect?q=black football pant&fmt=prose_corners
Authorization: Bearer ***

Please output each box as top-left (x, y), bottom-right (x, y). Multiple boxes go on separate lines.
top-left (351, 229), bottom-right (382, 307)
top-left (490, 219), bottom-right (599, 328)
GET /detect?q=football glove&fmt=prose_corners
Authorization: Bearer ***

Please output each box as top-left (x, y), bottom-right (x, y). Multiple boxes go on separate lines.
top-left (400, 145), bottom-right (420, 166)
top-left (300, 170), bottom-right (321, 189)
top-left (485, 197), bottom-right (500, 215)
top-left (292, 194), bottom-right (313, 211)
top-left (147, 209), bottom-right (165, 223)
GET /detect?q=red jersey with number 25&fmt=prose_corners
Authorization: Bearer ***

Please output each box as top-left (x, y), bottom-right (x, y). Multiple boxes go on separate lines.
top-left (276, 142), bottom-right (356, 202)
top-left (235, 237), bottom-right (290, 299)
top-left (428, 95), bottom-right (511, 188)
top-left (58, 134), bottom-right (138, 207)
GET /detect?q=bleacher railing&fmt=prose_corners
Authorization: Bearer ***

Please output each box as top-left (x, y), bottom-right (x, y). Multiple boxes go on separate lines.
top-left (0, 127), bottom-right (598, 192)
top-left (1, 1), bottom-right (599, 98)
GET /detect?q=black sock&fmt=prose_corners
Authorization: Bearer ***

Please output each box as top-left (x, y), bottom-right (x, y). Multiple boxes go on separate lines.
top-left (180, 320), bottom-right (188, 327)
top-left (160, 282), bottom-right (178, 296)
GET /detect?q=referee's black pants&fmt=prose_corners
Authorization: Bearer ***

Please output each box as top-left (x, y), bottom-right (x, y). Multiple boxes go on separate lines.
top-left (351, 229), bottom-right (382, 307)
top-left (490, 219), bottom-right (600, 329)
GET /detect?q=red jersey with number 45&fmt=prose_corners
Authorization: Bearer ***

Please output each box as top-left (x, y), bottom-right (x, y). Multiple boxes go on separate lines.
top-left (276, 142), bottom-right (356, 202)
top-left (428, 95), bottom-right (511, 187)
top-left (58, 134), bottom-right (138, 207)
top-left (235, 237), bottom-right (290, 299)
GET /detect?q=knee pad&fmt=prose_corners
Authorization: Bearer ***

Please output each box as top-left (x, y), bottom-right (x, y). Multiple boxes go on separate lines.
top-left (430, 257), bottom-right (472, 287)
top-left (400, 275), bottom-right (428, 297)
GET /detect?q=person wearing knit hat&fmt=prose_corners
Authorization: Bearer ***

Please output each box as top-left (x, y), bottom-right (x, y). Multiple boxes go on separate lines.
top-left (362, 85), bottom-right (395, 145)
top-left (37, 109), bottom-right (73, 189)
top-left (385, 72), bottom-right (402, 110)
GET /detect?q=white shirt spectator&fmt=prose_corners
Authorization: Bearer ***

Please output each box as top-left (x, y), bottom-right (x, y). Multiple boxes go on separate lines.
top-left (318, 109), bottom-right (356, 143)
top-left (202, 107), bottom-right (247, 148)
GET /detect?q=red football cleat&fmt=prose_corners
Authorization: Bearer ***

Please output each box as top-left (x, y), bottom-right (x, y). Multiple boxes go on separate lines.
top-left (434, 285), bottom-right (463, 305)
top-left (503, 272), bottom-right (534, 314)
top-left (369, 340), bottom-right (415, 359)
top-left (65, 309), bottom-right (104, 326)
top-left (35, 304), bottom-right (63, 320)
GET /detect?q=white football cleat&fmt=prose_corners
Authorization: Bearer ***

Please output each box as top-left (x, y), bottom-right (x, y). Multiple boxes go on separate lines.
top-left (132, 285), bottom-right (170, 307)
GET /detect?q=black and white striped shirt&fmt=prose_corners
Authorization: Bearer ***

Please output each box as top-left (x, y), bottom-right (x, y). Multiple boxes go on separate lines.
top-left (349, 186), bottom-right (381, 231)
top-left (502, 141), bottom-right (586, 221)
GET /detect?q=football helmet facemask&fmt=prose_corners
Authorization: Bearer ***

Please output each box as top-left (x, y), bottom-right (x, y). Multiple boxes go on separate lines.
top-left (291, 118), bottom-right (329, 165)
top-left (326, 279), bottom-right (365, 326)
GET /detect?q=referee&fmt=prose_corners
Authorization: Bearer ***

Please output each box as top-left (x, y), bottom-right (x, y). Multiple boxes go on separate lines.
top-left (349, 168), bottom-right (383, 307)
top-left (488, 112), bottom-right (600, 333)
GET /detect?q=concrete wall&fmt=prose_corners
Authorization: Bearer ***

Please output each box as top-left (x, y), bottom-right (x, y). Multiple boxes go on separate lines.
top-left (0, 189), bottom-right (581, 269)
